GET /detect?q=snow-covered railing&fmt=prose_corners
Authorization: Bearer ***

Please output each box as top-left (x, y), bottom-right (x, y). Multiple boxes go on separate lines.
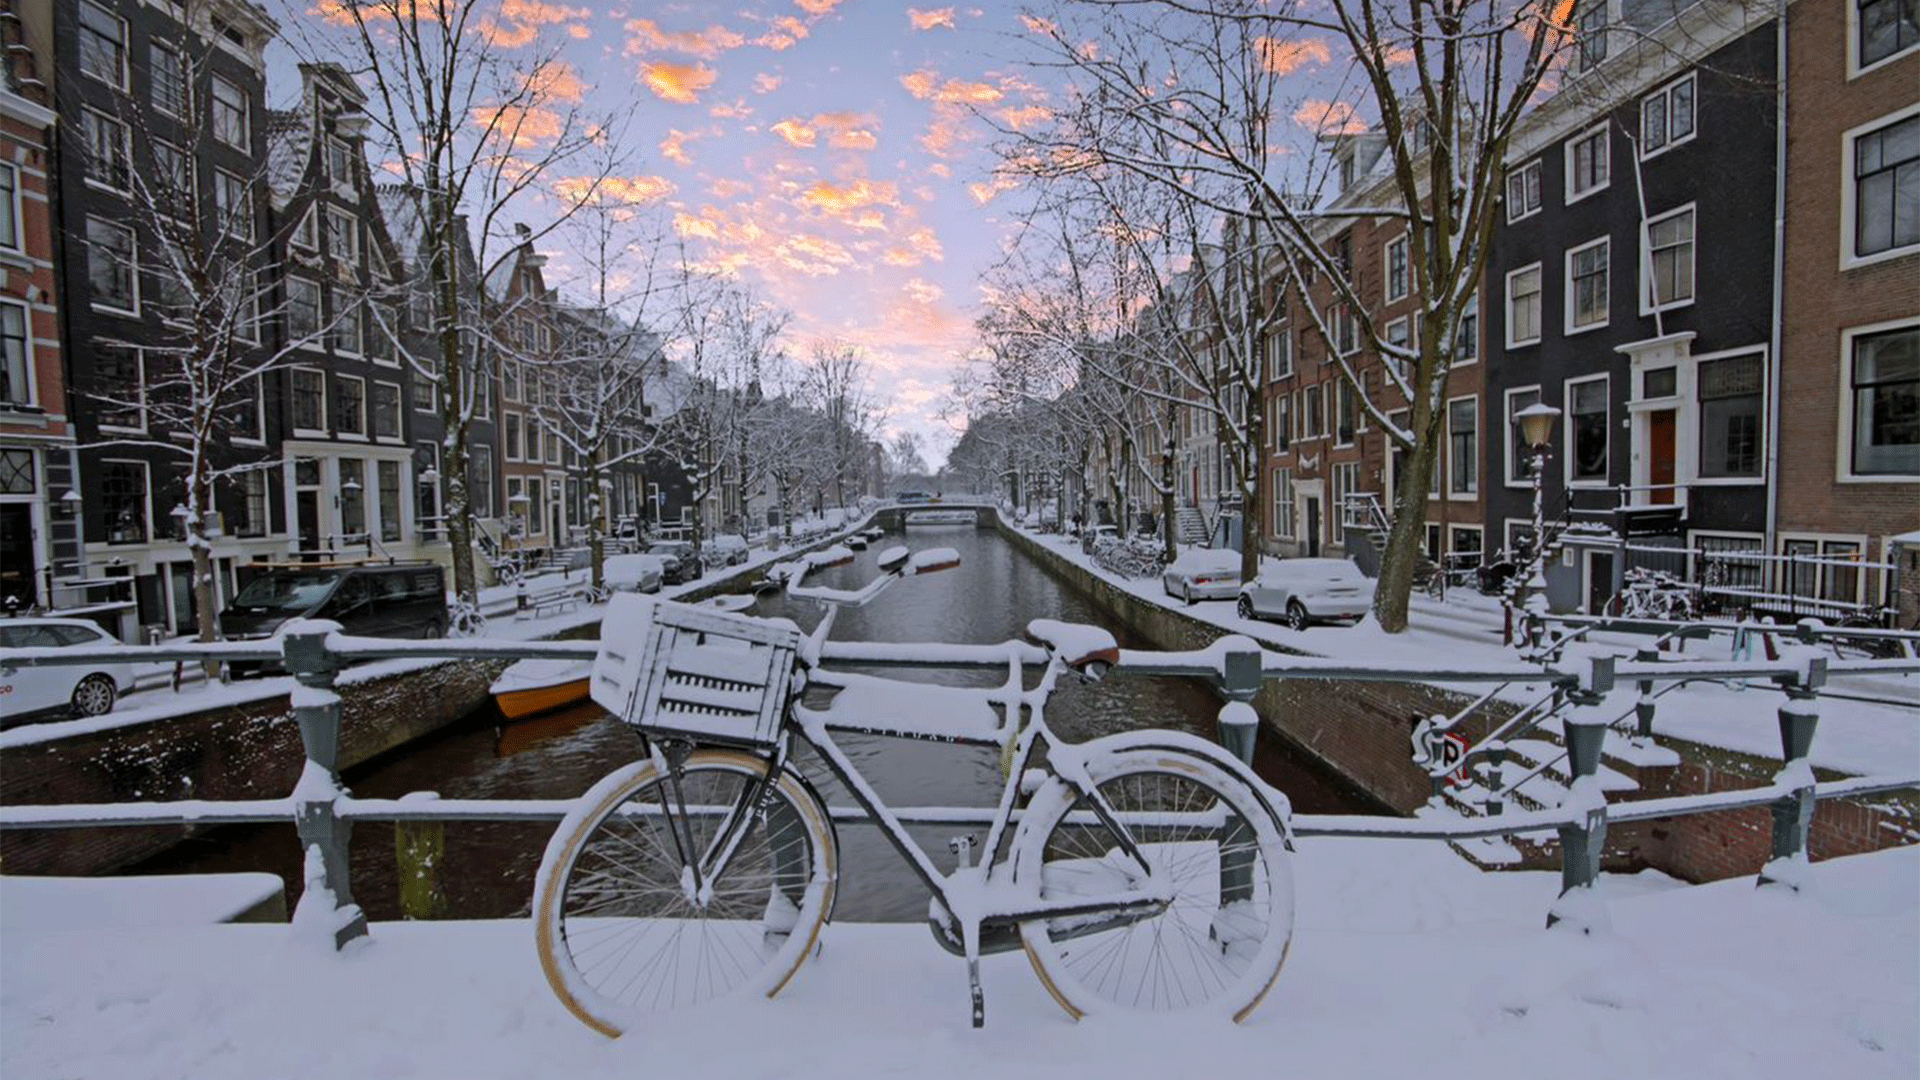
top-left (3, 628), bottom-right (1917, 940)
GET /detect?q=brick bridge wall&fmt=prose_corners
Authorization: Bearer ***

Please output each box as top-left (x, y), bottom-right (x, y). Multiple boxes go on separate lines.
top-left (994, 519), bottom-right (1919, 882)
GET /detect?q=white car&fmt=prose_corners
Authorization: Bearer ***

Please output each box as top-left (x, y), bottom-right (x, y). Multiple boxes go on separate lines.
top-left (1161, 548), bottom-right (1244, 604)
top-left (702, 534), bottom-right (750, 567)
top-left (602, 554), bottom-right (667, 595)
top-left (1236, 558), bottom-right (1375, 630)
top-left (0, 618), bottom-right (136, 723)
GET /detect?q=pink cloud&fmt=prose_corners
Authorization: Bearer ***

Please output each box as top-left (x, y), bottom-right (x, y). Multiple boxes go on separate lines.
top-left (642, 62), bottom-right (718, 104)
top-left (908, 8), bottom-right (955, 30)
top-left (1293, 98), bottom-right (1367, 134)
top-left (624, 17), bottom-right (745, 58)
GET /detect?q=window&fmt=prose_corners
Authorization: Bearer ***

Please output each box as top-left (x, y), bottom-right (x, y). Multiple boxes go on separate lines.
top-left (1848, 323), bottom-right (1919, 476)
top-left (151, 43), bottom-right (187, 115)
top-left (78, 2), bottom-right (127, 87)
top-left (1506, 264), bottom-right (1542, 346)
top-left (87, 219), bottom-right (137, 313)
top-left (340, 458), bottom-right (366, 537)
top-left (0, 163), bottom-right (16, 251)
top-left (1384, 236), bottom-right (1410, 303)
top-left (1448, 397), bottom-right (1478, 495)
top-left (287, 278), bottom-right (321, 341)
top-left (291, 368), bottom-right (326, 432)
top-left (415, 442), bottom-right (441, 535)
top-left (1333, 304), bottom-right (1357, 355)
top-left (327, 208), bottom-right (358, 263)
top-left (1641, 74), bottom-right (1696, 156)
top-left (336, 376), bottom-right (366, 436)
top-left (503, 360), bottom-right (521, 402)
top-left (1267, 329), bottom-right (1291, 381)
top-left (1450, 526), bottom-right (1484, 564)
top-left (233, 469), bottom-right (269, 537)
top-left (1644, 206), bottom-right (1695, 310)
top-left (211, 76), bottom-right (249, 149)
top-left (331, 300), bottom-right (362, 356)
top-left (1506, 386), bottom-right (1542, 484)
top-left (1273, 393), bottom-right (1293, 450)
top-left (1698, 353), bottom-right (1764, 478)
top-left (1850, 113), bottom-right (1919, 261)
top-left (1331, 462), bottom-right (1360, 524)
top-left (1506, 159), bottom-right (1543, 222)
top-left (1696, 533), bottom-right (1765, 593)
top-left (1270, 469), bottom-right (1295, 538)
top-left (100, 460), bottom-right (149, 544)
top-left (1568, 376), bottom-right (1609, 482)
top-left (372, 382), bottom-right (402, 440)
top-left (377, 460), bottom-right (403, 543)
top-left (326, 138), bottom-right (354, 185)
top-left (527, 477), bottom-right (545, 534)
top-left (153, 142), bottom-right (192, 209)
top-left (504, 413), bottom-right (522, 461)
top-left (412, 378), bottom-right (436, 412)
top-left (294, 207), bottom-right (318, 250)
top-left (1566, 237), bottom-right (1610, 332)
top-left (1456, 297), bottom-right (1480, 362)
top-left (229, 377), bottom-right (263, 442)
top-left (95, 346), bottom-right (144, 429)
top-left (1577, 0), bottom-right (1609, 67)
top-left (365, 305), bottom-right (396, 363)
top-left (1304, 385), bottom-right (1325, 439)
top-left (1781, 538), bottom-right (1865, 603)
top-left (470, 445), bottom-right (494, 517)
top-left (82, 109), bottom-right (131, 191)
top-left (214, 170), bottom-right (252, 240)
top-left (1385, 317), bottom-right (1410, 381)
top-left (1859, 0), bottom-right (1920, 68)
top-left (1566, 125), bottom-right (1609, 201)
top-left (1336, 381), bottom-right (1358, 444)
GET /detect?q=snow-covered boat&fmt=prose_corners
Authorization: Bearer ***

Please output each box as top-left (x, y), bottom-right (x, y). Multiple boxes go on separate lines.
top-left (904, 509), bottom-right (976, 526)
top-left (489, 658), bottom-right (592, 720)
top-left (846, 534), bottom-right (869, 550)
top-left (698, 594), bottom-right (756, 613)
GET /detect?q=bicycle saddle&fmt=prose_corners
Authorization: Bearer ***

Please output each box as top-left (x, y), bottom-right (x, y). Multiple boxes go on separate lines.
top-left (1023, 619), bottom-right (1120, 676)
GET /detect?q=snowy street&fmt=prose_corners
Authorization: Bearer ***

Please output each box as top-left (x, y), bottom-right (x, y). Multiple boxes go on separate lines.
top-left (4, 840), bottom-right (1913, 1080)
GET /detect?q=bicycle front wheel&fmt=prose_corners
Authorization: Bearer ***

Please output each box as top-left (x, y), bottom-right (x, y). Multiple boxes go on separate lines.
top-left (533, 749), bottom-right (837, 1037)
top-left (1013, 747), bottom-right (1294, 1022)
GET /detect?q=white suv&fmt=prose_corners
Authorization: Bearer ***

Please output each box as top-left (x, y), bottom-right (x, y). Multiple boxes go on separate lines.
top-left (0, 618), bottom-right (136, 724)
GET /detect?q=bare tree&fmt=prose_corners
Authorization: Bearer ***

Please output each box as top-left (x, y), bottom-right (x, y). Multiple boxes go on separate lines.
top-left (799, 342), bottom-right (886, 512)
top-left (301, 0), bottom-right (625, 603)
top-left (1003, 0), bottom-right (1575, 630)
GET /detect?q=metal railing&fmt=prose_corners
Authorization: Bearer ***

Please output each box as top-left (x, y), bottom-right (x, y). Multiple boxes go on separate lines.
top-left (1, 626), bottom-right (1915, 945)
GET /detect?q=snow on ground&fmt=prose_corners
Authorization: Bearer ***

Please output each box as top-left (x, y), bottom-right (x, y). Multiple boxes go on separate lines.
top-left (2, 841), bottom-right (1913, 1080)
top-left (1023, 529), bottom-right (1917, 776)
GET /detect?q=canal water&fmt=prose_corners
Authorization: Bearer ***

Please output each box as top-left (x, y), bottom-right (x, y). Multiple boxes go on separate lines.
top-left (138, 524), bottom-right (1374, 922)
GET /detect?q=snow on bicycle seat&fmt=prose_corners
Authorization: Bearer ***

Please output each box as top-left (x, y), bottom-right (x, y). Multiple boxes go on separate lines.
top-left (1023, 619), bottom-right (1120, 670)
top-left (811, 670), bottom-right (1006, 742)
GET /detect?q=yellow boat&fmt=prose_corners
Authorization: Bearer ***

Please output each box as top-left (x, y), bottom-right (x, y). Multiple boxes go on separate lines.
top-left (489, 659), bottom-right (592, 720)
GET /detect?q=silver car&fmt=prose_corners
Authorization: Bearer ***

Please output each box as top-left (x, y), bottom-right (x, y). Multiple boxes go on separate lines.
top-left (1160, 548), bottom-right (1243, 604)
top-left (1236, 558), bottom-right (1374, 629)
top-left (602, 554), bottom-right (666, 595)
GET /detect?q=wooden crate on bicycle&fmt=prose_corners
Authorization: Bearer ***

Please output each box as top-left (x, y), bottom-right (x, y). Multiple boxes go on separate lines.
top-left (590, 594), bottom-right (799, 748)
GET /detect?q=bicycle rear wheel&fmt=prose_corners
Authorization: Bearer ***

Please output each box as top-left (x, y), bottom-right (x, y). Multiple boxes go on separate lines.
top-left (1013, 747), bottom-right (1293, 1022)
top-left (534, 749), bottom-right (837, 1036)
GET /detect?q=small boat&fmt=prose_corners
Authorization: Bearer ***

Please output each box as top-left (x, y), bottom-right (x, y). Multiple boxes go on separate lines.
top-left (490, 658), bottom-right (592, 720)
top-left (860, 527), bottom-right (885, 542)
top-left (846, 534), bottom-right (869, 550)
top-left (698, 594), bottom-right (756, 613)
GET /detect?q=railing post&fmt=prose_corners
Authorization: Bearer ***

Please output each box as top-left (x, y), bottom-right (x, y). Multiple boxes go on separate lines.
top-left (1547, 700), bottom-right (1611, 934)
top-left (1484, 740), bottom-right (1507, 816)
top-left (1759, 656), bottom-right (1825, 891)
top-left (1214, 643), bottom-right (1262, 768)
top-left (282, 621), bottom-right (369, 949)
top-left (1633, 648), bottom-right (1659, 740)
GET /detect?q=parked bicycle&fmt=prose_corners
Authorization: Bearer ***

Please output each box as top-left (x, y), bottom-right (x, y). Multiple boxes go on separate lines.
top-left (531, 543), bottom-right (1295, 1035)
top-left (1612, 567), bottom-right (1695, 621)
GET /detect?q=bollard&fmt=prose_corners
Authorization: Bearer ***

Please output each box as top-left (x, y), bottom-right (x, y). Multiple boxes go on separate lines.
top-left (1758, 677), bottom-right (1822, 892)
top-left (1484, 741), bottom-right (1508, 816)
top-left (395, 793), bottom-right (446, 920)
top-left (282, 622), bottom-right (370, 949)
top-left (1214, 644), bottom-right (1263, 768)
top-left (1633, 648), bottom-right (1658, 739)
top-left (1546, 706), bottom-right (1611, 933)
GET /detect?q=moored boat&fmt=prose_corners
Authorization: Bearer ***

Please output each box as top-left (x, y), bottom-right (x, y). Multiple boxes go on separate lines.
top-left (489, 658), bottom-right (592, 720)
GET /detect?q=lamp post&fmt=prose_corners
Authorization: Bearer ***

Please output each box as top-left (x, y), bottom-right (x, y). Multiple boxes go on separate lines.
top-left (1513, 401), bottom-right (1562, 651)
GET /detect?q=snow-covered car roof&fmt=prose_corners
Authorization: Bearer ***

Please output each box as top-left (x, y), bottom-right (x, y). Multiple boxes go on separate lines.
top-left (1257, 558), bottom-right (1367, 580)
top-left (605, 553), bottom-right (668, 576)
top-left (1168, 548), bottom-right (1242, 573)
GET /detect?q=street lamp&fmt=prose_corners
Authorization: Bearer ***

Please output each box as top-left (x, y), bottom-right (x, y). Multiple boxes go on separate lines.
top-left (1513, 401), bottom-right (1562, 651)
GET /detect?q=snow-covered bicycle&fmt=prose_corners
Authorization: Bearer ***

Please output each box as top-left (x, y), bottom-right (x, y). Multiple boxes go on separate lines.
top-left (531, 543), bottom-right (1295, 1036)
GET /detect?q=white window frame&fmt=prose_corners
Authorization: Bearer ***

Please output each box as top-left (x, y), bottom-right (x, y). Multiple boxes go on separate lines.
top-left (0, 299), bottom-right (31, 408)
top-left (0, 162), bottom-right (18, 253)
top-left (77, 1), bottom-right (128, 89)
top-left (335, 373), bottom-right (368, 438)
top-left (326, 207), bottom-right (359, 264)
top-left (81, 107), bottom-right (132, 194)
top-left (210, 74), bottom-right (249, 151)
top-left (293, 206), bottom-right (318, 251)
top-left (1506, 159), bottom-right (1543, 223)
top-left (1564, 373), bottom-right (1612, 488)
top-left (1266, 326), bottom-right (1291, 382)
top-left (1840, 103), bottom-right (1920, 270)
top-left (1505, 262), bottom-right (1543, 347)
top-left (150, 41), bottom-right (187, 118)
top-left (230, 375), bottom-right (267, 446)
top-left (412, 378), bottom-right (436, 413)
top-left (99, 458), bottom-right (151, 545)
top-left (1564, 235), bottom-right (1611, 335)
top-left (287, 277), bottom-right (323, 344)
top-left (213, 168), bottom-right (252, 240)
top-left (1693, 348), bottom-right (1767, 483)
top-left (1271, 467), bottom-right (1295, 539)
top-left (503, 411), bottom-right (523, 462)
top-left (1383, 234), bottom-right (1410, 304)
top-left (289, 366), bottom-right (328, 437)
top-left (372, 380), bottom-right (404, 443)
top-left (1848, 0), bottom-right (1920, 78)
top-left (1447, 523), bottom-right (1484, 560)
top-left (1639, 73), bottom-right (1697, 160)
top-left (1837, 315), bottom-right (1920, 482)
top-left (1564, 123), bottom-right (1611, 204)
top-left (1446, 394), bottom-right (1479, 499)
top-left (94, 347), bottom-right (145, 432)
top-left (1640, 203), bottom-right (1697, 314)
top-left (87, 218), bottom-right (139, 315)
top-left (1504, 384), bottom-right (1544, 488)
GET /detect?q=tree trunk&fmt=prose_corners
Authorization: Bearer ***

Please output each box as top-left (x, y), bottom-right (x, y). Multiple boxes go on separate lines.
top-left (1159, 442), bottom-right (1177, 564)
top-left (1373, 423), bottom-right (1443, 634)
top-left (587, 451), bottom-right (604, 593)
top-left (190, 530), bottom-right (220, 682)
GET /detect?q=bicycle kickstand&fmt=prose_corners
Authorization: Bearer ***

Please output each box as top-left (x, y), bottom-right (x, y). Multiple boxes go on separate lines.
top-left (961, 915), bottom-right (985, 1028)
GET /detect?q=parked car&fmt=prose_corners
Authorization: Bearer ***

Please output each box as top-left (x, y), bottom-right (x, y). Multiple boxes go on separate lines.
top-left (0, 617), bottom-right (136, 722)
top-left (220, 563), bottom-right (447, 675)
top-left (1161, 548), bottom-right (1244, 604)
top-left (1237, 558), bottom-right (1374, 630)
top-left (602, 554), bottom-right (667, 595)
top-left (646, 541), bottom-right (704, 585)
top-left (702, 534), bottom-right (750, 567)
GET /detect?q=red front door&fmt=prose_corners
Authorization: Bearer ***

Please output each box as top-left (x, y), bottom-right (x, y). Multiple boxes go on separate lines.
top-left (1648, 410), bottom-right (1677, 504)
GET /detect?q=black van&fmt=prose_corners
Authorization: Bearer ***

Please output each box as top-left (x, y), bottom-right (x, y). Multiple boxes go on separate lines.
top-left (220, 563), bottom-right (447, 672)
